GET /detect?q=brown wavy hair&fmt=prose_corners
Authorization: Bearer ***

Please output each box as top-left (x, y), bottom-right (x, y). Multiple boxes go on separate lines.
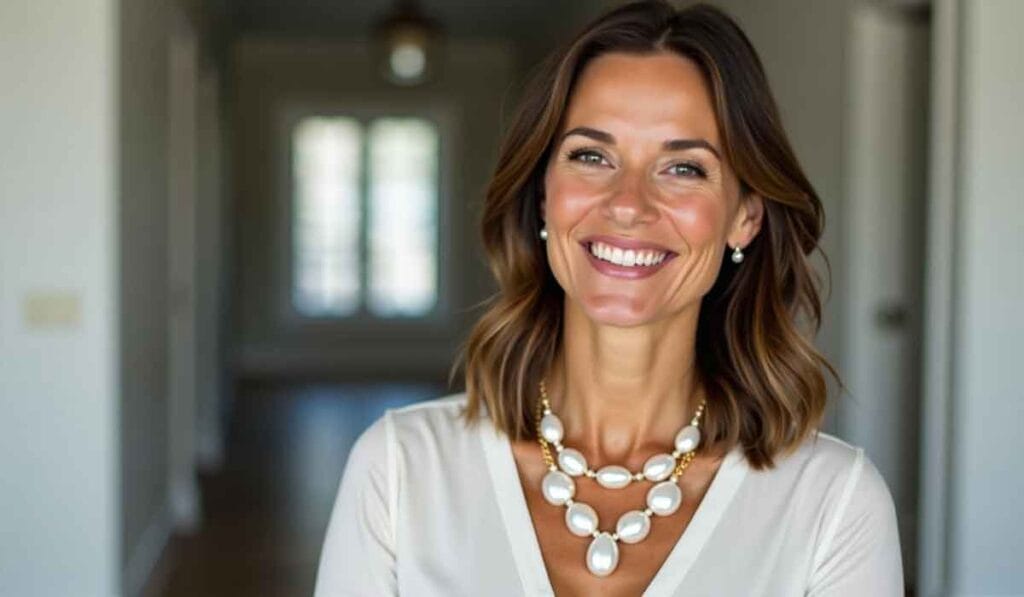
top-left (450, 0), bottom-right (841, 470)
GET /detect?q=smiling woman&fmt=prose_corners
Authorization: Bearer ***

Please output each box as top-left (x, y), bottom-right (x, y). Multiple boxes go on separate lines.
top-left (314, 2), bottom-right (904, 596)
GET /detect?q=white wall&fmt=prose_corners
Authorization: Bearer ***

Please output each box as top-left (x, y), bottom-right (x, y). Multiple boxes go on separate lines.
top-left (946, 0), bottom-right (1024, 592)
top-left (0, 0), bottom-right (202, 594)
top-left (0, 1), bottom-right (120, 595)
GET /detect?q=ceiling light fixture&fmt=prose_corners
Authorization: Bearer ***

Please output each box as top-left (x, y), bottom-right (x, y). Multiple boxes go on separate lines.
top-left (374, 0), bottom-right (442, 87)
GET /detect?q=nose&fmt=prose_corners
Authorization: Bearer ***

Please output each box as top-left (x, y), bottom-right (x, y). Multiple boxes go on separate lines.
top-left (601, 168), bottom-right (658, 227)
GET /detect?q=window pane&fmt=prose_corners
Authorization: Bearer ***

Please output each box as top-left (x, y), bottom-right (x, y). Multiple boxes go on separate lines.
top-left (292, 117), bottom-right (362, 317)
top-left (367, 118), bottom-right (439, 316)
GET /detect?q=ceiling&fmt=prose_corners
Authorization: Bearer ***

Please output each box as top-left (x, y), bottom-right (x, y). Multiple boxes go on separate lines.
top-left (225, 0), bottom-right (598, 40)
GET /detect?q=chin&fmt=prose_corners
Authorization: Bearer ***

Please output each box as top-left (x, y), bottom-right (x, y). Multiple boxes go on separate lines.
top-left (578, 295), bottom-right (657, 328)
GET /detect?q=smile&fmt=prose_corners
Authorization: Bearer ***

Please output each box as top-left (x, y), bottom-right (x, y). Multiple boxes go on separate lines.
top-left (579, 236), bottom-right (677, 279)
top-left (588, 241), bottom-right (667, 266)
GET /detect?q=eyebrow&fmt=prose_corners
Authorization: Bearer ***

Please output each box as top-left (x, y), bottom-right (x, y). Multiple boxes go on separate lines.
top-left (561, 126), bottom-right (722, 160)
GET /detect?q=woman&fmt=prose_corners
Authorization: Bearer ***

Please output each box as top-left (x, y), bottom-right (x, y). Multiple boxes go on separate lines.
top-left (315, 1), bottom-right (903, 595)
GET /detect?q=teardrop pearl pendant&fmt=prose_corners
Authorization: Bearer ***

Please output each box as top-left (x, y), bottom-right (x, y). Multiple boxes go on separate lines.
top-left (535, 379), bottom-right (706, 577)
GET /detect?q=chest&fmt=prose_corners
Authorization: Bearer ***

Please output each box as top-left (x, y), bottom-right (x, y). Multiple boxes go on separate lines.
top-left (511, 441), bottom-right (720, 597)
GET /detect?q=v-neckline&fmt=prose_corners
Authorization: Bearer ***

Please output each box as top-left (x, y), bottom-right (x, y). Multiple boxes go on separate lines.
top-left (478, 413), bottom-right (749, 597)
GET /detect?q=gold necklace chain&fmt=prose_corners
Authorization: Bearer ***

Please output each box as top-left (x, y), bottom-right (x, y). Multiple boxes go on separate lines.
top-left (534, 379), bottom-right (702, 478)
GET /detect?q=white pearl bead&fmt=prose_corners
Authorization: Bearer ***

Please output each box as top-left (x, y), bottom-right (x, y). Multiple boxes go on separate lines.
top-left (565, 501), bottom-right (599, 537)
top-left (557, 448), bottom-right (588, 477)
top-left (647, 481), bottom-right (683, 516)
top-left (541, 470), bottom-right (575, 506)
top-left (642, 453), bottom-right (676, 482)
top-left (586, 532), bottom-right (619, 577)
top-left (674, 425), bottom-right (701, 454)
top-left (615, 510), bottom-right (651, 544)
top-left (595, 465), bottom-right (633, 489)
top-left (540, 413), bottom-right (563, 444)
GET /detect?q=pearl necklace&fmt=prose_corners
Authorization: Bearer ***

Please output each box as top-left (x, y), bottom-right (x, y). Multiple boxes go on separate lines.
top-left (534, 379), bottom-right (706, 577)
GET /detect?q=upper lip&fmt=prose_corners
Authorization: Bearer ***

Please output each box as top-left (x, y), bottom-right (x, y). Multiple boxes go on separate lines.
top-left (579, 234), bottom-right (676, 254)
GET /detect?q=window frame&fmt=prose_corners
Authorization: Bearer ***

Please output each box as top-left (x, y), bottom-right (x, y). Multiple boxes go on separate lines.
top-left (277, 99), bottom-right (458, 334)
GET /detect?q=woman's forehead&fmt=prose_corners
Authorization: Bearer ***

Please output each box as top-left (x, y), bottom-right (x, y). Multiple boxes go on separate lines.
top-left (562, 51), bottom-right (720, 145)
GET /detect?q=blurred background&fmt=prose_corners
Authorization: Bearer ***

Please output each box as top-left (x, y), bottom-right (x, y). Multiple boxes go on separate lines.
top-left (1, 0), bottom-right (1021, 595)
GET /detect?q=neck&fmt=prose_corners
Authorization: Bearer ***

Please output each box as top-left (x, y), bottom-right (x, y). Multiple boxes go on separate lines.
top-left (545, 296), bottom-right (703, 466)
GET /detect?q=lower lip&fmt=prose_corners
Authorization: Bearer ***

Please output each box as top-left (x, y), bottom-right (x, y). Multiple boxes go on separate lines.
top-left (581, 242), bottom-right (675, 279)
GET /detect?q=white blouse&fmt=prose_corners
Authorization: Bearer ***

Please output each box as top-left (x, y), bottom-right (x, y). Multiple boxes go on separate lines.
top-left (314, 393), bottom-right (904, 596)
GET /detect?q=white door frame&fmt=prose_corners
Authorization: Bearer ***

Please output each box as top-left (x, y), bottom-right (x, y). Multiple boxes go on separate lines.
top-left (917, 0), bottom-right (960, 593)
top-left (167, 3), bottom-right (201, 533)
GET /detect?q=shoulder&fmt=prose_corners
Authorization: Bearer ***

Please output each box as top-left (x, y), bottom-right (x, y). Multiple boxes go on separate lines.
top-left (804, 431), bottom-right (899, 539)
top-left (384, 391), bottom-right (478, 447)
top-left (813, 431), bottom-right (891, 494)
top-left (733, 430), bottom-right (902, 589)
top-left (741, 429), bottom-right (899, 551)
top-left (796, 431), bottom-right (895, 513)
top-left (349, 392), bottom-right (477, 469)
top-left (386, 391), bottom-right (473, 429)
top-left (767, 430), bottom-right (896, 520)
top-left (770, 431), bottom-right (902, 581)
top-left (793, 433), bottom-right (904, 591)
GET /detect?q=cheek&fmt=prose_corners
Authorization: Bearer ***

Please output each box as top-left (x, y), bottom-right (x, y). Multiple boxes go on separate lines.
top-left (664, 194), bottom-right (725, 248)
top-left (544, 170), bottom-right (603, 225)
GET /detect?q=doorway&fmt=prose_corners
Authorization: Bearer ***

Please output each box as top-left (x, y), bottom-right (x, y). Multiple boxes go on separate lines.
top-left (841, 2), bottom-right (931, 591)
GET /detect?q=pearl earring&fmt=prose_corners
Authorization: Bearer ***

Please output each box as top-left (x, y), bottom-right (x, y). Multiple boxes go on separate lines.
top-left (539, 227), bottom-right (548, 241)
top-left (731, 245), bottom-right (744, 263)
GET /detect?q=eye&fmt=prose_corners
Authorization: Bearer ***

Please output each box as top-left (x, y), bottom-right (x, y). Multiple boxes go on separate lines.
top-left (667, 161), bottom-right (707, 178)
top-left (565, 148), bottom-right (610, 167)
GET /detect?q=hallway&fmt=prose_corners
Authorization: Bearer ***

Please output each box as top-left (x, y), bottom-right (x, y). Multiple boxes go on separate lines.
top-left (144, 381), bottom-right (442, 596)
top-left (4, 0), bottom-right (1023, 594)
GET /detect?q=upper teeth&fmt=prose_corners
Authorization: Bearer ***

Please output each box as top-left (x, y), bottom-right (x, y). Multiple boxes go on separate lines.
top-left (588, 241), bottom-right (668, 267)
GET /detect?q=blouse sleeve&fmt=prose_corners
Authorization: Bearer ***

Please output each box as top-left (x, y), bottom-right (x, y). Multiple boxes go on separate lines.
top-left (806, 448), bottom-right (904, 596)
top-left (314, 411), bottom-right (398, 596)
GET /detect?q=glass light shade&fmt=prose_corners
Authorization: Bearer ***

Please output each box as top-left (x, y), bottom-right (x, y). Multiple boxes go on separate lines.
top-left (374, 3), bottom-right (440, 86)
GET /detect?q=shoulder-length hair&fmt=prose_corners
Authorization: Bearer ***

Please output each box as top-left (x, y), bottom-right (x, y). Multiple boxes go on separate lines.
top-left (452, 0), bottom-right (841, 470)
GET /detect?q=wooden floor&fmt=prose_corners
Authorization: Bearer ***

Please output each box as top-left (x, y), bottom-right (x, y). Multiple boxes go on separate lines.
top-left (143, 379), bottom-right (443, 597)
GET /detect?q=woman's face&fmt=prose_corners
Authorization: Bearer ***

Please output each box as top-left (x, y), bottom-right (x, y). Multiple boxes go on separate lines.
top-left (542, 50), bottom-right (762, 328)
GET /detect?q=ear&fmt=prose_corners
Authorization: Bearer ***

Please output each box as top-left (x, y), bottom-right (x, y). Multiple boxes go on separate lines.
top-left (727, 192), bottom-right (764, 249)
top-left (540, 196), bottom-right (547, 224)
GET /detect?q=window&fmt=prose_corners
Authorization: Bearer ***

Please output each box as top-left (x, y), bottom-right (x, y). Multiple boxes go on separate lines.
top-left (291, 115), bottom-right (440, 319)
